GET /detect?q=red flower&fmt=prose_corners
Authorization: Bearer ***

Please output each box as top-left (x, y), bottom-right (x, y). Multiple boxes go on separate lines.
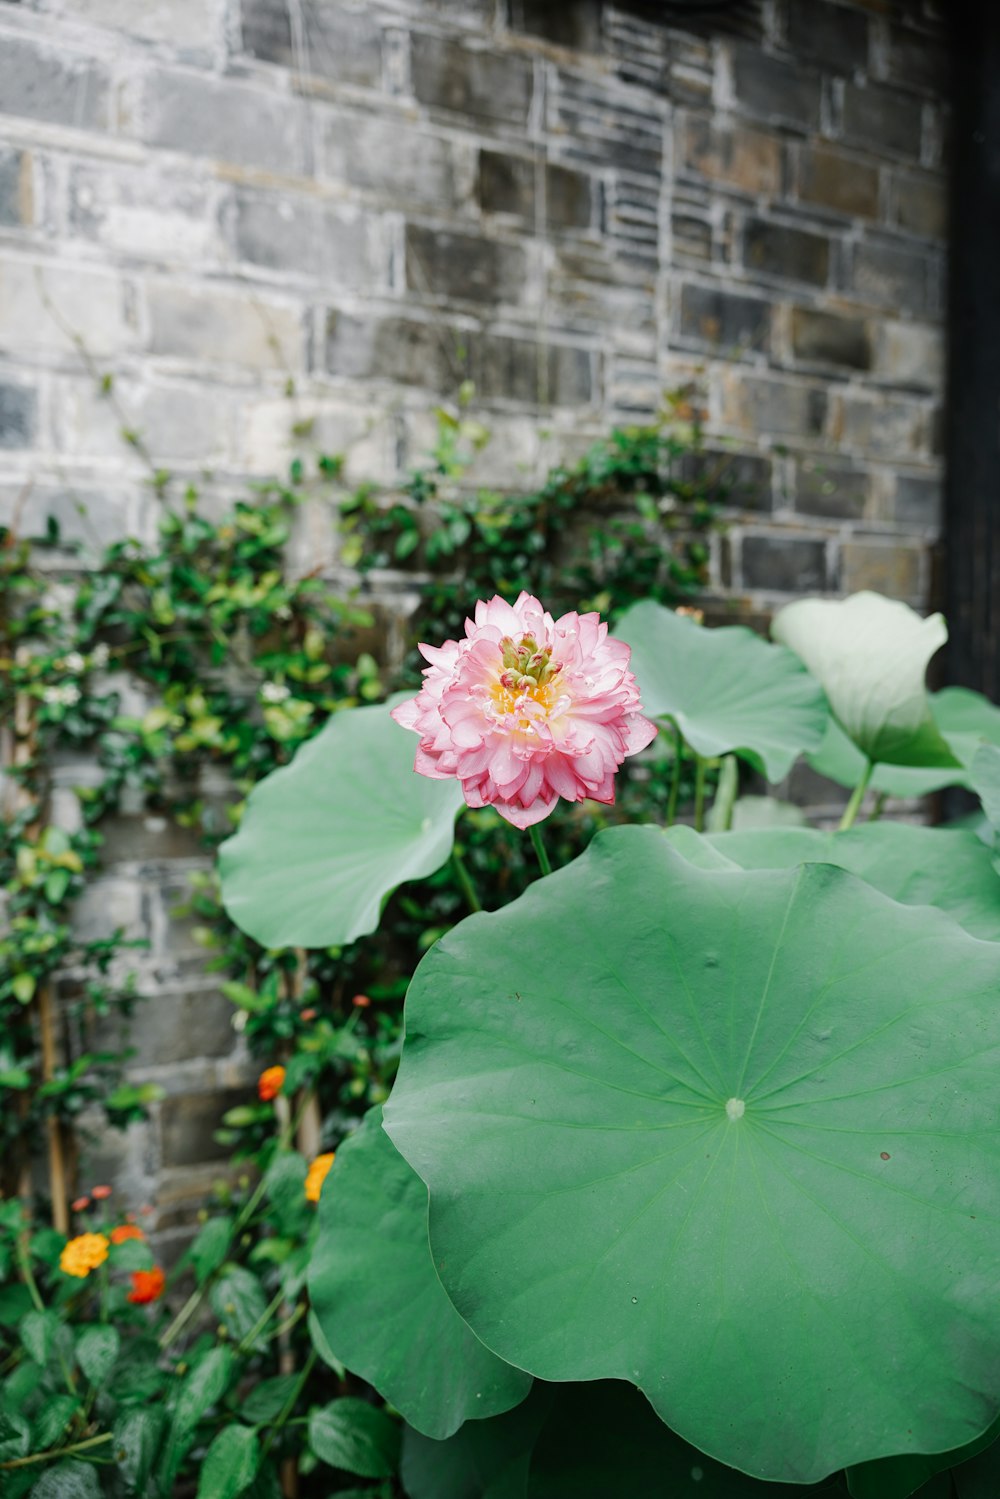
top-left (91, 1185), bottom-right (112, 1200)
top-left (71, 1196), bottom-right (90, 1212)
top-left (127, 1266), bottom-right (165, 1304)
top-left (110, 1224), bottom-right (145, 1244)
top-left (352, 994), bottom-right (371, 1009)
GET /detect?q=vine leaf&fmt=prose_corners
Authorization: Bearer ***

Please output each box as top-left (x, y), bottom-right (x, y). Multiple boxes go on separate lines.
top-left (308, 1107), bottom-right (531, 1439)
top-left (385, 825), bottom-right (1000, 1484)
top-left (218, 700), bottom-right (465, 949)
top-left (772, 592), bottom-right (959, 769)
top-left (616, 601), bottom-right (827, 782)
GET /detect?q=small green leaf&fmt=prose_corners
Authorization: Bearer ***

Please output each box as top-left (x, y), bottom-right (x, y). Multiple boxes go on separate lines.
top-left (210, 1265), bottom-right (269, 1348)
top-left (11, 973), bottom-right (35, 1005)
top-left (190, 1216), bottom-right (233, 1287)
top-left (196, 1424), bottom-right (260, 1499)
top-left (114, 1407), bottom-right (166, 1493)
top-left (241, 1374), bottom-right (299, 1425)
top-left (308, 1398), bottom-right (400, 1478)
top-left (109, 1238), bottom-right (154, 1272)
top-left (21, 1308), bottom-right (58, 1366)
top-left (32, 1393), bottom-right (80, 1452)
top-left (77, 1323), bottom-right (120, 1384)
top-left (30, 1461), bottom-right (102, 1499)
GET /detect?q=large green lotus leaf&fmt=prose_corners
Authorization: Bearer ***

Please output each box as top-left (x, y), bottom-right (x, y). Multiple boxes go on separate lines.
top-left (809, 688), bottom-right (1000, 797)
top-left (527, 1381), bottom-right (848, 1498)
top-left (308, 1107), bottom-right (530, 1440)
top-left (847, 1413), bottom-right (1000, 1499)
top-left (218, 700), bottom-right (465, 948)
top-left (668, 822), bottom-right (1000, 942)
top-left (615, 600), bottom-right (827, 782)
top-left (384, 825), bottom-right (1000, 1484)
top-left (772, 592), bottom-right (959, 768)
top-left (400, 1387), bottom-right (551, 1499)
top-left (970, 745), bottom-right (1000, 838)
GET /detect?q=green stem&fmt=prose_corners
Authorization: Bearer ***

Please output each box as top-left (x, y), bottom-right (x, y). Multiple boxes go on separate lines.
top-left (867, 790), bottom-right (888, 823)
top-left (17, 1233), bottom-right (77, 1395)
top-left (665, 720), bottom-right (683, 828)
top-left (693, 755), bottom-right (707, 834)
top-left (707, 754), bottom-right (738, 834)
top-left (0, 1432), bottom-right (112, 1471)
top-left (839, 759), bottom-right (875, 832)
top-left (529, 823), bottom-right (552, 878)
top-left (260, 1347), bottom-right (317, 1464)
top-left (236, 1288), bottom-right (285, 1356)
top-left (450, 846), bottom-right (482, 913)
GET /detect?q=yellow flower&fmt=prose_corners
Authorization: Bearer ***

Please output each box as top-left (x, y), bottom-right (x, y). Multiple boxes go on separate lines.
top-left (305, 1152), bottom-right (335, 1204)
top-left (59, 1232), bottom-right (110, 1278)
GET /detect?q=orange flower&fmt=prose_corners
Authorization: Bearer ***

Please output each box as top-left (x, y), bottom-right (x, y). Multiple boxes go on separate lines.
top-left (91, 1185), bottom-right (112, 1200)
top-left (128, 1266), bottom-right (165, 1304)
top-left (110, 1224), bottom-right (145, 1244)
top-left (352, 994), bottom-right (371, 1008)
top-left (71, 1196), bottom-right (90, 1212)
top-left (258, 1065), bottom-right (286, 1102)
top-left (59, 1232), bottom-right (110, 1278)
top-left (305, 1152), bottom-right (335, 1203)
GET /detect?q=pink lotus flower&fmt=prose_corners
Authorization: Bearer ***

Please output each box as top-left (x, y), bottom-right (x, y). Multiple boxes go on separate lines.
top-left (391, 593), bottom-right (657, 829)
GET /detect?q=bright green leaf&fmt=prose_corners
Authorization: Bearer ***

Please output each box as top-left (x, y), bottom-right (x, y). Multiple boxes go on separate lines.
top-left (11, 973), bottom-right (35, 1005)
top-left (196, 1424), bottom-right (260, 1499)
top-left (308, 1397), bottom-right (400, 1478)
top-left (171, 1345), bottom-right (233, 1433)
top-left (729, 796), bottom-right (808, 831)
top-left (29, 1461), bottom-right (101, 1499)
top-left (77, 1324), bottom-right (120, 1383)
top-left (114, 1407), bottom-right (166, 1493)
top-left (21, 1308), bottom-right (58, 1366)
top-left (240, 1374), bottom-right (299, 1425)
top-left (616, 600), bottom-right (827, 781)
top-left (385, 825), bottom-right (1000, 1483)
top-left (308, 1107), bottom-right (531, 1439)
top-left (772, 591), bottom-right (959, 768)
top-left (210, 1265), bottom-right (269, 1349)
top-left (971, 744), bottom-right (1000, 839)
top-left (218, 700), bottom-right (464, 948)
top-left (29, 1393), bottom-right (79, 1452)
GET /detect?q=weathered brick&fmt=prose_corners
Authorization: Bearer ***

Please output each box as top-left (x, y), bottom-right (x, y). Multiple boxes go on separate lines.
top-left (731, 44), bottom-right (822, 131)
top-left (794, 458), bottom-right (870, 519)
top-left (744, 218), bottom-right (830, 287)
top-left (679, 113), bottom-right (781, 195)
top-left (59, 0), bottom-right (223, 52)
top-left (320, 111), bottom-right (460, 210)
top-left (841, 539), bottom-right (922, 599)
top-left (553, 71), bottom-right (662, 177)
top-left (848, 239), bottom-right (931, 313)
top-left (0, 258), bottom-right (138, 357)
top-left (0, 36), bottom-right (110, 132)
top-left (411, 35), bottom-right (532, 125)
top-left (147, 284), bottom-right (304, 370)
top-left (680, 449), bottom-right (774, 513)
top-left (133, 71), bottom-right (307, 175)
top-left (891, 171), bottom-right (946, 238)
top-left (160, 1089), bottom-right (254, 1168)
top-left (54, 377), bottom-right (235, 466)
top-left (241, 0), bottom-right (382, 86)
top-left (892, 472), bottom-right (942, 527)
top-left (842, 84), bottom-right (923, 158)
top-left (797, 144), bottom-right (880, 219)
top-left (509, 0), bottom-right (601, 51)
top-left (478, 151), bottom-right (593, 230)
top-left (473, 333), bottom-right (593, 406)
top-left (112, 987), bottom-right (237, 1068)
top-left (325, 311), bottom-right (468, 390)
top-left (69, 160), bottom-right (223, 264)
top-left (229, 190), bottom-right (375, 286)
top-left (719, 371), bottom-right (828, 438)
top-left (678, 282), bottom-right (770, 355)
top-left (405, 224), bottom-right (527, 306)
top-left (832, 392), bottom-right (931, 458)
top-left (787, 0), bottom-right (869, 73)
top-left (0, 480), bottom-right (141, 550)
top-left (742, 535), bottom-right (828, 592)
top-left (671, 210), bottom-right (712, 266)
top-left (874, 320), bottom-right (943, 391)
top-left (886, 22), bottom-right (949, 93)
top-left (0, 149), bottom-right (32, 227)
top-left (0, 382), bottom-right (37, 449)
top-left (792, 307), bottom-right (871, 369)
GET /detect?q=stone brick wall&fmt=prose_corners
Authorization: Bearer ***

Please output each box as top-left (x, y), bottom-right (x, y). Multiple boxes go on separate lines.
top-left (0, 0), bottom-right (949, 1238)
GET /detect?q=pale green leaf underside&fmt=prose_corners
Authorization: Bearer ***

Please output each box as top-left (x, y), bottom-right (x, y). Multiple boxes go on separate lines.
top-left (616, 601), bottom-right (828, 782)
top-left (385, 825), bottom-right (1000, 1484)
top-left (665, 821), bottom-right (1000, 942)
top-left (218, 700), bottom-right (465, 949)
top-left (308, 1107), bottom-right (530, 1439)
top-left (810, 687), bottom-right (1000, 798)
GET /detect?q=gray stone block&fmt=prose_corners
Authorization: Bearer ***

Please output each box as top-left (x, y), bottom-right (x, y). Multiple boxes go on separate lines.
top-left (0, 481), bottom-right (137, 551)
top-left (731, 44), bottom-right (822, 131)
top-left (411, 35), bottom-right (532, 125)
top-left (887, 23), bottom-right (949, 94)
top-left (320, 111), bottom-right (460, 209)
top-left (326, 311), bottom-right (468, 391)
top-left (891, 171), bottom-right (946, 239)
top-left (122, 988), bottom-right (238, 1068)
top-left (677, 282), bottom-right (770, 355)
top-left (241, 0), bottom-right (382, 87)
top-left (160, 1088), bottom-right (255, 1168)
top-left (229, 190), bottom-right (374, 286)
top-left (474, 333), bottom-right (593, 407)
top-left (794, 458), bottom-right (870, 519)
top-left (680, 449), bottom-right (774, 513)
top-left (136, 71), bottom-right (307, 175)
top-left (797, 144), bottom-right (879, 220)
top-left (405, 224), bottom-right (527, 306)
top-left (744, 218), bottom-right (830, 288)
top-left (720, 371), bottom-right (828, 439)
top-left (0, 36), bottom-right (109, 132)
top-left (742, 535), bottom-right (828, 593)
top-left (679, 113), bottom-right (782, 196)
top-left (792, 308), bottom-right (871, 370)
top-left (147, 285), bottom-right (304, 371)
top-left (893, 472), bottom-right (942, 527)
top-left (842, 84), bottom-right (923, 159)
top-left (787, 1), bottom-right (869, 75)
top-left (508, 0), bottom-right (601, 51)
top-left (478, 150), bottom-right (593, 230)
top-left (0, 149), bottom-right (30, 227)
top-left (849, 239), bottom-right (931, 314)
top-left (0, 382), bottom-right (37, 449)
